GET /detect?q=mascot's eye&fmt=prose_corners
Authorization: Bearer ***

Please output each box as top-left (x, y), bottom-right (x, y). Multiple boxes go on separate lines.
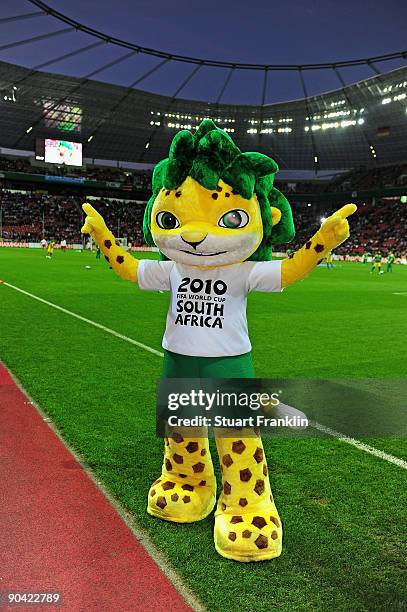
top-left (218, 209), bottom-right (249, 229)
top-left (156, 211), bottom-right (180, 230)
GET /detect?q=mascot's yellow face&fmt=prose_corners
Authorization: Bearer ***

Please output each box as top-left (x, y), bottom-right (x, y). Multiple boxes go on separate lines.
top-left (151, 176), bottom-right (281, 267)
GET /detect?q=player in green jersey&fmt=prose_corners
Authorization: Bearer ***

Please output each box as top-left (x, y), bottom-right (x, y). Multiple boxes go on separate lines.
top-left (386, 251), bottom-right (395, 273)
top-left (371, 252), bottom-right (383, 274)
top-left (46, 240), bottom-right (55, 259)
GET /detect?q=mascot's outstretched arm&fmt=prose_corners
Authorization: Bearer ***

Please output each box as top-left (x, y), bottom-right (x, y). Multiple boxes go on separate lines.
top-left (281, 203), bottom-right (357, 287)
top-left (81, 203), bottom-right (139, 282)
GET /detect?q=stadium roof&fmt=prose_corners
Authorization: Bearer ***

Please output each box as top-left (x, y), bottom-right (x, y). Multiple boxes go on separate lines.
top-left (0, 59), bottom-right (406, 170)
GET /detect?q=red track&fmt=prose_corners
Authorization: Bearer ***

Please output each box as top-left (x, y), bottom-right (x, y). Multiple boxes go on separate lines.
top-left (0, 364), bottom-right (191, 611)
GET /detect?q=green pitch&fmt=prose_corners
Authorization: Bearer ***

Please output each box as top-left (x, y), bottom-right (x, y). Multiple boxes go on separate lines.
top-left (0, 248), bottom-right (406, 611)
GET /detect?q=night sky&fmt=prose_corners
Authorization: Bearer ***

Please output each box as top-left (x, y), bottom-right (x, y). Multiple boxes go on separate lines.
top-left (1, 0), bottom-right (406, 104)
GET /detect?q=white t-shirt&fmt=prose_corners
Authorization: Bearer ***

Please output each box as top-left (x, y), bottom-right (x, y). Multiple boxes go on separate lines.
top-left (137, 259), bottom-right (282, 357)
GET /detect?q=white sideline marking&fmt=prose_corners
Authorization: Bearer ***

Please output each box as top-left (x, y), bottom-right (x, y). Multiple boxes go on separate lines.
top-left (3, 281), bottom-right (406, 471)
top-left (311, 421), bottom-right (407, 470)
top-left (3, 282), bottom-right (164, 357)
top-left (393, 292), bottom-right (407, 296)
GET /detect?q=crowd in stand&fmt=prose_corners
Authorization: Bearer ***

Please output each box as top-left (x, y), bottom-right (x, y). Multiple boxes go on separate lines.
top-left (90, 199), bottom-right (145, 245)
top-left (338, 199), bottom-right (407, 256)
top-left (329, 164), bottom-right (407, 192)
top-left (1, 189), bottom-right (406, 257)
top-left (2, 154), bottom-right (406, 196)
top-left (0, 155), bottom-right (152, 190)
top-left (0, 191), bottom-right (145, 246)
top-left (276, 180), bottom-right (328, 194)
top-left (1, 153), bottom-right (406, 255)
top-left (274, 199), bottom-right (407, 256)
top-left (276, 163), bottom-right (407, 194)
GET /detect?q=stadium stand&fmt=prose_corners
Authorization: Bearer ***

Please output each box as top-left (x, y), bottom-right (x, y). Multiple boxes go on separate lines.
top-left (0, 191), bottom-right (145, 246)
top-left (277, 198), bottom-right (407, 255)
top-left (2, 153), bottom-right (406, 195)
top-left (0, 154), bottom-right (152, 188)
top-left (1, 189), bottom-right (405, 256)
top-left (276, 163), bottom-right (407, 194)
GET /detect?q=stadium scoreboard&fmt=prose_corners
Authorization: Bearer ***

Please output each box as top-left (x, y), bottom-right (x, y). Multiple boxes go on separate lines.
top-left (35, 138), bottom-right (82, 167)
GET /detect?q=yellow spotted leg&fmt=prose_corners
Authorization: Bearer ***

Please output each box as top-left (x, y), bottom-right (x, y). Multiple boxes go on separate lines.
top-left (148, 431), bottom-right (216, 523)
top-left (214, 432), bottom-right (282, 562)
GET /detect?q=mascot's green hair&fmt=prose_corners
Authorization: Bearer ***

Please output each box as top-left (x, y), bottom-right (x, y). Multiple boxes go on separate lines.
top-left (143, 119), bottom-right (295, 261)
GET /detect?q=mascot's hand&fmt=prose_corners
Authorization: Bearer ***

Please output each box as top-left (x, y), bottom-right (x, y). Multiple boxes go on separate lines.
top-left (319, 203), bottom-right (357, 248)
top-left (281, 203), bottom-right (357, 288)
top-left (81, 202), bottom-right (138, 283)
top-left (81, 203), bottom-right (109, 238)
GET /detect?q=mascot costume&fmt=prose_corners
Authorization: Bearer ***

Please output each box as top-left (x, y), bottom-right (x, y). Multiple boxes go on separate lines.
top-left (82, 119), bottom-right (356, 562)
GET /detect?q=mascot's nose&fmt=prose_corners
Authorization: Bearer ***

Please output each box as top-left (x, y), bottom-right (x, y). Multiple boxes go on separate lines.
top-left (181, 232), bottom-right (207, 249)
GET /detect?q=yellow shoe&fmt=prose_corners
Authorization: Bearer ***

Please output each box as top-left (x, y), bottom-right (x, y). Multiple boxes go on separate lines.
top-left (148, 434), bottom-right (216, 523)
top-left (214, 434), bottom-right (283, 561)
top-left (214, 506), bottom-right (282, 562)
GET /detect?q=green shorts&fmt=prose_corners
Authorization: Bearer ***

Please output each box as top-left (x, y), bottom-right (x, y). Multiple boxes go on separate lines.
top-left (163, 349), bottom-right (255, 379)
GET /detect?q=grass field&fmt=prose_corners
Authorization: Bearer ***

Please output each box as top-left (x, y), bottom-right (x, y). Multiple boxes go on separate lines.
top-left (0, 247), bottom-right (406, 611)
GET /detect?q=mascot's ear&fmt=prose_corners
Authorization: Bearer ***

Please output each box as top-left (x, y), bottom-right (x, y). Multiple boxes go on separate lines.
top-left (270, 206), bottom-right (282, 226)
top-left (268, 187), bottom-right (295, 243)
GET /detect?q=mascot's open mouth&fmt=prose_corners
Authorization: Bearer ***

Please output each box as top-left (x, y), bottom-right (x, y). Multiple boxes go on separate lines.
top-left (180, 250), bottom-right (228, 256)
